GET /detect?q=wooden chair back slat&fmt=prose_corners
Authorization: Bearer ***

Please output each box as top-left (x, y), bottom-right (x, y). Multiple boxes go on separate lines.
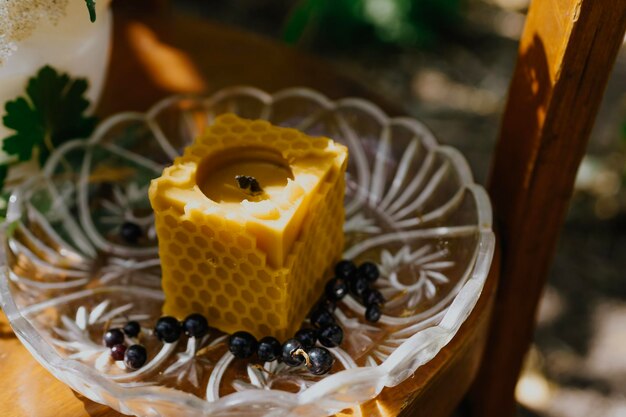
top-left (470, 0), bottom-right (626, 415)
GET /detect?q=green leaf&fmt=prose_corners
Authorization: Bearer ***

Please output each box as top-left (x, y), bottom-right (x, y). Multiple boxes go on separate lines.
top-left (2, 98), bottom-right (44, 161)
top-left (0, 165), bottom-right (7, 191)
top-left (1, 65), bottom-right (97, 168)
top-left (85, 0), bottom-right (96, 22)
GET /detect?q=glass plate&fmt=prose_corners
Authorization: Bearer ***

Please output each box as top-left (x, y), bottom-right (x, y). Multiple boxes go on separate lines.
top-left (0, 87), bottom-right (495, 417)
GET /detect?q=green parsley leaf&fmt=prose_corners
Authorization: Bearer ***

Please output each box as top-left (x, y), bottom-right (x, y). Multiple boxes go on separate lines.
top-left (2, 98), bottom-right (44, 162)
top-left (2, 65), bottom-right (97, 167)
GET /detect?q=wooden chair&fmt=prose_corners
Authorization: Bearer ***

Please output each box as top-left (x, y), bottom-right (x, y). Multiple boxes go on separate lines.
top-left (0, 0), bottom-right (624, 416)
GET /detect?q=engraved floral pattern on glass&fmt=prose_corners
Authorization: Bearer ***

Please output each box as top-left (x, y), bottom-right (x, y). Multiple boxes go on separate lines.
top-left (0, 87), bottom-right (495, 417)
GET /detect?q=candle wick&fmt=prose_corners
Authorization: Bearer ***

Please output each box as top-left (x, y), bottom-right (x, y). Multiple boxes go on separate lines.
top-left (235, 175), bottom-right (263, 196)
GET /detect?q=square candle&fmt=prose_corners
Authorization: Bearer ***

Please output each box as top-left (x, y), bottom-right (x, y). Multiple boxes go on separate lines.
top-left (149, 113), bottom-right (348, 339)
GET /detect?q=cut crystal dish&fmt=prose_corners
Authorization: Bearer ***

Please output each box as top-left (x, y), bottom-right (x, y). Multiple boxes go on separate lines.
top-left (0, 87), bottom-right (495, 417)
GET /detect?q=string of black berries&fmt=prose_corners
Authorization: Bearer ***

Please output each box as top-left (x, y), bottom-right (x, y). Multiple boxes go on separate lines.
top-left (227, 325), bottom-right (337, 375)
top-left (102, 313), bottom-right (209, 370)
top-left (101, 260), bottom-right (381, 375)
top-left (319, 259), bottom-right (384, 323)
top-left (228, 259), bottom-right (383, 376)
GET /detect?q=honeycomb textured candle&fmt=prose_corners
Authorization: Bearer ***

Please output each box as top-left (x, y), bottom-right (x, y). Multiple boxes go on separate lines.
top-left (149, 114), bottom-right (348, 340)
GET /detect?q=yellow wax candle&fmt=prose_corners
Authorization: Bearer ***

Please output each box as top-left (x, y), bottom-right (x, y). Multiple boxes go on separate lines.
top-left (149, 114), bottom-right (348, 339)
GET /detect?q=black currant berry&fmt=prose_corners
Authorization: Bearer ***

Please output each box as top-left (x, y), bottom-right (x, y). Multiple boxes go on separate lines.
top-left (357, 262), bottom-right (380, 282)
top-left (349, 276), bottom-right (369, 298)
top-left (123, 321), bottom-right (141, 338)
top-left (334, 260), bottom-right (357, 279)
top-left (124, 344), bottom-right (147, 369)
top-left (295, 328), bottom-right (318, 350)
top-left (363, 288), bottom-right (384, 306)
top-left (120, 221), bottom-right (142, 244)
top-left (111, 344), bottom-right (127, 361)
top-left (103, 328), bottom-right (125, 348)
top-left (154, 316), bottom-right (182, 343)
top-left (228, 331), bottom-right (258, 359)
top-left (310, 308), bottom-right (336, 328)
top-left (307, 347), bottom-right (334, 375)
top-left (183, 313), bottom-right (209, 338)
top-left (257, 336), bottom-right (282, 362)
top-left (281, 338), bottom-right (305, 367)
top-left (318, 324), bottom-right (343, 348)
top-left (325, 277), bottom-right (348, 301)
top-left (365, 304), bottom-right (382, 323)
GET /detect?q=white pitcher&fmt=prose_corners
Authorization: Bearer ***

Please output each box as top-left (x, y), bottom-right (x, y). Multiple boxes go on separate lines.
top-left (0, 0), bottom-right (112, 149)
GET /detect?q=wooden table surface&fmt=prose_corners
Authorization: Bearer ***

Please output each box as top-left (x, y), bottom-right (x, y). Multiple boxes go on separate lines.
top-left (0, 1), bottom-right (499, 416)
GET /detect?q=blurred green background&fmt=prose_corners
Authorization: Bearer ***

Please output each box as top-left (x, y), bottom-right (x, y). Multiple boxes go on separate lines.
top-left (281, 0), bottom-right (463, 48)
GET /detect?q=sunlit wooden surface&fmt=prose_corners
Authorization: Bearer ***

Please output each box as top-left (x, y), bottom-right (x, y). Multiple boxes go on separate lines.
top-left (0, 1), bottom-right (500, 416)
